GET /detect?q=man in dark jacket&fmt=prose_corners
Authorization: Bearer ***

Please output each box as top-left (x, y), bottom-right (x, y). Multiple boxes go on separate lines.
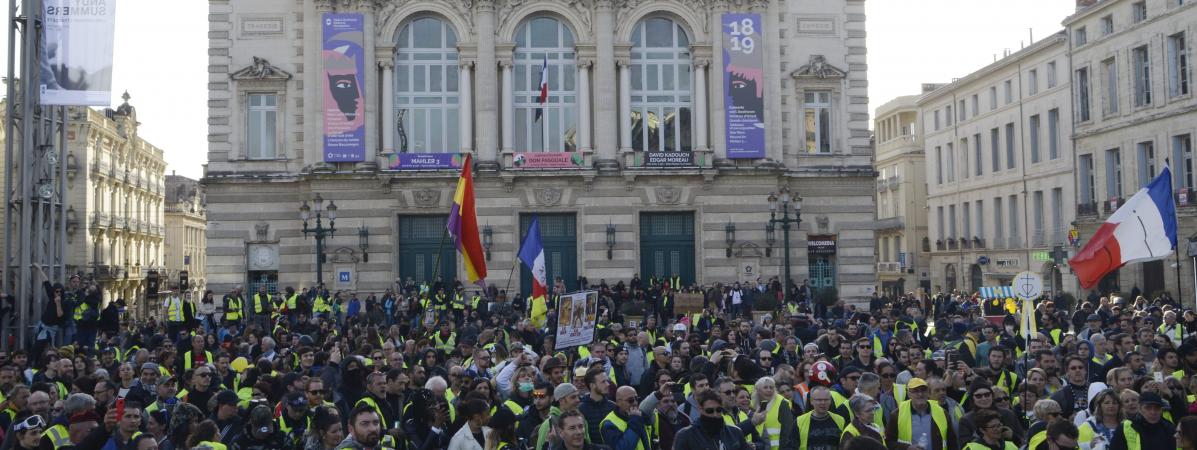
top-left (1108, 392), bottom-right (1174, 450)
top-left (579, 368), bottom-right (616, 444)
top-left (233, 405), bottom-right (287, 450)
top-left (673, 389), bottom-right (749, 450)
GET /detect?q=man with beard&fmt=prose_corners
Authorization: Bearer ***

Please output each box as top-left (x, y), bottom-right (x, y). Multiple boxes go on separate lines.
top-left (1050, 357), bottom-right (1091, 418)
top-left (987, 346), bottom-right (1018, 395)
top-left (234, 405), bottom-right (286, 450)
top-left (1035, 350), bottom-right (1063, 394)
top-left (125, 363), bottom-right (160, 408)
top-left (518, 382), bottom-right (554, 438)
top-left (673, 389), bottom-right (749, 450)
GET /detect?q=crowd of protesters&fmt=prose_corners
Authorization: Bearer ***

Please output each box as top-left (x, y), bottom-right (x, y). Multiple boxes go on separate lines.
top-left (7, 263), bottom-right (1197, 450)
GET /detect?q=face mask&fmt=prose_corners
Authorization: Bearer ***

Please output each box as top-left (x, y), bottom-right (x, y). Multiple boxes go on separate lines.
top-left (519, 382), bottom-right (534, 393)
top-left (700, 414), bottom-right (724, 434)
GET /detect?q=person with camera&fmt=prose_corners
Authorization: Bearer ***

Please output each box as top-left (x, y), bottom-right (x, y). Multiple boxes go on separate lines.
top-left (404, 388), bottom-right (452, 450)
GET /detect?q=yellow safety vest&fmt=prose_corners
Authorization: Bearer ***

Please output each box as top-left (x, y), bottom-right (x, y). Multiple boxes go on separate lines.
top-left (796, 411), bottom-right (845, 450)
top-left (471, 295), bottom-right (482, 310)
top-left (841, 422), bottom-right (886, 446)
top-left (1027, 429), bottom-right (1048, 450)
top-left (433, 332), bottom-right (456, 352)
top-left (963, 442), bottom-right (1017, 450)
top-left (225, 296), bottom-right (242, 320)
top-left (1159, 323), bottom-right (1184, 342)
top-left (196, 441), bottom-right (227, 450)
top-left (73, 302), bottom-right (91, 321)
top-left (45, 423), bottom-right (72, 449)
top-left (184, 350), bottom-right (213, 370)
top-left (278, 413), bottom-right (310, 435)
top-left (253, 293), bottom-right (270, 314)
top-left (996, 370), bottom-right (1018, 394)
top-left (893, 384), bottom-right (907, 404)
top-left (1078, 420), bottom-right (1097, 446)
top-left (314, 296), bottom-right (330, 313)
top-left (873, 335), bottom-right (885, 359)
top-left (896, 400), bottom-right (948, 447)
top-left (167, 297), bottom-right (184, 322)
top-left (285, 294), bottom-right (298, 311)
top-left (755, 397), bottom-right (786, 450)
top-left (600, 411), bottom-right (649, 450)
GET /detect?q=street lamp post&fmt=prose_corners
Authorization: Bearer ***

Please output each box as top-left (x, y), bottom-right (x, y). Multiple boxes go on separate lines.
top-left (300, 194), bottom-right (337, 287)
top-left (768, 187), bottom-right (802, 303)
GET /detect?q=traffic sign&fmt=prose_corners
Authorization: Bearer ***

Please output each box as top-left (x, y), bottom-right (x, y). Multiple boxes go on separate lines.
top-left (1013, 271), bottom-right (1043, 299)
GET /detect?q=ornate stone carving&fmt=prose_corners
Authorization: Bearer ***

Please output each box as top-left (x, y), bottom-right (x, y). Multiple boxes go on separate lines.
top-left (816, 215), bottom-right (830, 232)
top-left (791, 55), bottom-right (847, 80)
top-left (231, 57), bottom-right (293, 81)
top-left (254, 222), bottom-right (269, 241)
top-left (577, 58), bottom-right (595, 69)
top-left (501, 0), bottom-right (591, 36)
top-left (693, 58), bottom-right (711, 69)
top-left (535, 188), bottom-right (563, 206)
top-left (655, 186), bottom-right (682, 205)
top-left (413, 189), bottom-right (441, 207)
top-left (330, 247), bottom-right (359, 263)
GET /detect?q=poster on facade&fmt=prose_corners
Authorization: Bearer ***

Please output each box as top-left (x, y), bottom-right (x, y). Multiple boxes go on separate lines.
top-left (555, 290), bottom-right (599, 350)
top-left (807, 235), bottom-right (837, 254)
top-left (645, 151), bottom-right (694, 168)
top-left (40, 0), bottom-right (116, 106)
top-left (322, 13), bottom-right (366, 162)
top-left (721, 13), bottom-right (765, 159)
top-left (382, 153), bottom-right (467, 171)
top-left (513, 152), bottom-right (585, 169)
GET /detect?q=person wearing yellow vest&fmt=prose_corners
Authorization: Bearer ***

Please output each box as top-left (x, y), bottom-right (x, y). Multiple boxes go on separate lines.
top-left (796, 385), bottom-right (845, 450)
top-left (222, 286), bottom-right (244, 328)
top-left (432, 322), bottom-right (457, 353)
top-left (165, 294), bottom-right (188, 337)
top-left (1159, 310), bottom-right (1186, 347)
top-left (600, 386), bottom-right (651, 450)
top-left (883, 377), bottom-right (957, 450)
top-left (1108, 391), bottom-right (1174, 450)
top-left (1077, 389), bottom-right (1123, 450)
top-left (841, 394), bottom-right (886, 445)
top-left (751, 377), bottom-right (795, 450)
top-left (278, 392), bottom-right (311, 448)
top-left (1034, 418), bottom-right (1081, 450)
top-left (251, 286), bottom-right (273, 330)
top-left (355, 372), bottom-right (398, 434)
top-left (182, 334), bottom-right (213, 372)
top-left (964, 409), bottom-right (1018, 450)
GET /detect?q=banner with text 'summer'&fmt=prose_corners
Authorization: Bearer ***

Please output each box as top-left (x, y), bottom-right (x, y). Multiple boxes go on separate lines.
top-left (41, 0), bottom-right (116, 106)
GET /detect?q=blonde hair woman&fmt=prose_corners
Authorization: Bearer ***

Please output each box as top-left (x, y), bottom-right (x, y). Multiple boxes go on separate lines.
top-left (750, 376), bottom-right (797, 450)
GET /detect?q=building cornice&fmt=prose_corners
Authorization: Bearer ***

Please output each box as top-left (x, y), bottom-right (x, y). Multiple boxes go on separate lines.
top-left (916, 32), bottom-right (1068, 106)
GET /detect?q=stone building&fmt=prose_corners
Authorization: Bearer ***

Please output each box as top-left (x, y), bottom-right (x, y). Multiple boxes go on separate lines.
top-left (920, 32), bottom-right (1079, 295)
top-left (204, 0), bottom-right (876, 302)
top-left (165, 173), bottom-right (208, 301)
top-left (45, 95), bottom-right (167, 316)
top-left (1067, 0), bottom-right (1197, 299)
top-left (873, 86), bottom-right (938, 297)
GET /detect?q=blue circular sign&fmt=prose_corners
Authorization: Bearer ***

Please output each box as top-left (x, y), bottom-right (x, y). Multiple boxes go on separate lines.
top-left (977, 256), bottom-right (990, 265)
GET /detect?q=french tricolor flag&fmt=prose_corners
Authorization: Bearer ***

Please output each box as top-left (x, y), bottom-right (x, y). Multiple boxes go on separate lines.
top-left (535, 54), bottom-right (548, 122)
top-left (1070, 166), bottom-right (1178, 289)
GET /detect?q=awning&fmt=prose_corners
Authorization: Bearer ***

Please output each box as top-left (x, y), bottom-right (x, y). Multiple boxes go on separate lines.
top-left (979, 286), bottom-right (1014, 299)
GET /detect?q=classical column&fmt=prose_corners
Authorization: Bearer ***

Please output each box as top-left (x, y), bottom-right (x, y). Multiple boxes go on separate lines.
top-left (694, 58), bottom-right (710, 152)
top-left (593, 0), bottom-right (618, 169)
top-left (380, 60), bottom-right (395, 153)
top-left (501, 61), bottom-right (514, 153)
top-left (618, 59), bottom-right (632, 152)
top-left (475, 0), bottom-right (499, 168)
top-left (459, 61), bottom-right (474, 154)
top-left (578, 59), bottom-right (593, 153)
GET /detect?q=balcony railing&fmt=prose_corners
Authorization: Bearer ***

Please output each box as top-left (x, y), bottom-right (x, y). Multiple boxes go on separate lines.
top-left (877, 262), bottom-right (901, 273)
top-left (1103, 197), bottom-right (1126, 214)
top-left (1177, 189), bottom-right (1197, 208)
top-left (1077, 202), bottom-right (1099, 216)
top-left (113, 217), bottom-right (127, 229)
top-left (961, 238), bottom-right (972, 249)
top-left (936, 240), bottom-right (946, 251)
top-left (888, 176), bottom-right (900, 190)
top-left (91, 212), bottom-right (111, 228)
top-left (947, 239), bottom-right (958, 250)
top-left (972, 237), bottom-right (986, 249)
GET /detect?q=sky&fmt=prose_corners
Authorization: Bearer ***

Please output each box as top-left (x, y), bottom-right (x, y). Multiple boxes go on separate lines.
top-left (2, 0), bottom-right (1079, 179)
top-left (866, 0), bottom-right (1078, 120)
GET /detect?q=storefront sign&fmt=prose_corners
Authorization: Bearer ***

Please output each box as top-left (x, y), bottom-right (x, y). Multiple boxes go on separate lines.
top-left (1032, 251), bottom-right (1051, 262)
top-left (512, 152), bottom-right (585, 169)
top-left (721, 13), bottom-right (766, 159)
top-left (322, 13), bottom-right (366, 162)
top-left (645, 151), bottom-right (694, 167)
top-left (995, 258), bottom-right (1021, 268)
top-left (382, 153), bottom-right (466, 170)
top-left (807, 235), bottom-right (837, 254)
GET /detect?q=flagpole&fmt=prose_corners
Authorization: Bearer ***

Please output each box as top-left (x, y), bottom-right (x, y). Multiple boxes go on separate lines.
top-left (503, 257), bottom-right (518, 301)
top-left (431, 228), bottom-right (449, 286)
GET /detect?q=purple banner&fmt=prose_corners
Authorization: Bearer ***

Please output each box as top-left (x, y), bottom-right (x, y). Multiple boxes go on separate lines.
top-left (722, 13), bottom-right (765, 159)
top-left (322, 13), bottom-right (366, 162)
top-left (382, 153), bottom-right (467, 171)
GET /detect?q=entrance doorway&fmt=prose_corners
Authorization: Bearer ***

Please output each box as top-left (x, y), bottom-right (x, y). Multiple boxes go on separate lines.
top-left (639, 212), bottom-right (696, 287)
top-left (520, 214), bottom-right (578, 297)
top-left (398, 215), bottom-right (457, 286)
top-left (970, 264), bottom-right (983, 293)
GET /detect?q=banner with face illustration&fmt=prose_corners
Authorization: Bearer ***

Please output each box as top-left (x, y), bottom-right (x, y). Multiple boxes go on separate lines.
top-left (322, 13), bottom-right (366, 162)
top-left (721, 13), bottom-right (765, 159)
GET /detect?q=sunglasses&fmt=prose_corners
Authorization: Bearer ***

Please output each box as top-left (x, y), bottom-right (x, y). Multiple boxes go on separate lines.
top-left (995, 396), bottom-right (1010, 402)
top-left (309, 389), bottom-right (326, 395)
top-left (14, 414), bottom-right (45, 432)
top-left (533, 390), bottom-right (548, 398)
top-left (704, 407), bottom-right (726, 415)
top-left (196, 373), bottom-right (212, 378)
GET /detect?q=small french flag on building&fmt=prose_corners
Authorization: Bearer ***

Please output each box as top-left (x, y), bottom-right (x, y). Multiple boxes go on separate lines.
top-left (535, 54), bottom-right (548, 122)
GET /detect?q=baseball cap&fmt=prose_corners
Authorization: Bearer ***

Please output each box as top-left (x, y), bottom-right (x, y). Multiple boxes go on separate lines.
top-left (1140, 392), bottom-right (1168, 407)
top-left (285, 392), bottom-right (307, 408)
top-left (250, 405), bottom-right (273, 433)
top-left (553, 383), bottom-right (579, 401)
top-left (907, 378), bottom-right (928, 391)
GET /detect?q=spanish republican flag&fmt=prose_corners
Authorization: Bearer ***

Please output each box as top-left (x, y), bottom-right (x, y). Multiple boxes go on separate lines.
top-left (447, 154), bottom-right (487, 284)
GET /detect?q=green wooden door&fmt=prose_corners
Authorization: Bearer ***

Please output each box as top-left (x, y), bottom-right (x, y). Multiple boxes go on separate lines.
top-left (398, 215), bottom-right (457, 285)
top-left (809, 255), bottom-right (836, 289)
top-left (520, 214), bottom-right (577, 297)
top-left (639, 212), bottom-right (695, 286)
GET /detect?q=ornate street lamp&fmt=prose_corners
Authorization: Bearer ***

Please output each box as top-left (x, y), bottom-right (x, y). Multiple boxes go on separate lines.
top-left (300, 194), bottom-right (336, 287)
top-left (768, 187), bottom-right (802, 302)
top-left (606, 222), bottom-right (617, 260)
top-left (725, 221), bottom-right (736, 258)
top-left (482, 225), bottom-right (494, 261)
top-left (358, 224), bottom-right (370, 263)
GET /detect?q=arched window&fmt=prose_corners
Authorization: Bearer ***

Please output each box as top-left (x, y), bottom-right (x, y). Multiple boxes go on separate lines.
top-left (394, 17), bottom-right (459, 153)
top-left (630, 18), bottom-right (692, 152)
top-left (514, 17), bottom-right (577, 153)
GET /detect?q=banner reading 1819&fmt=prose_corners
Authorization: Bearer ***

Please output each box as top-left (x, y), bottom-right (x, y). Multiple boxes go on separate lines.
top-left (721, 13), bottom-right (765, 159)
top-left (322, 13), bottom-right (366, 163)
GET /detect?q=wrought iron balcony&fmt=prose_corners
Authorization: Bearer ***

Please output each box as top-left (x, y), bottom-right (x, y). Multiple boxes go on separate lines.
top-left (1077, 202), bottom-right (1099, 216)
top-left (1177, 189), bottom-right (1197, 208)
top-left (1102, 197), bottom-right (1126, 214)
top-left (947, 239), bottom-right (958, 250)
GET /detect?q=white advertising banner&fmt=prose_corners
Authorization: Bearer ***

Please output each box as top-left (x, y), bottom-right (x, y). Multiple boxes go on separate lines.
top-left (41, 0), bottom-right (116, 106)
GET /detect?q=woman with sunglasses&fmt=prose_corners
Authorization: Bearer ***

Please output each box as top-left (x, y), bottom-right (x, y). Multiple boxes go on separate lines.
top-left (958, 382), bottom-right (1025, 444)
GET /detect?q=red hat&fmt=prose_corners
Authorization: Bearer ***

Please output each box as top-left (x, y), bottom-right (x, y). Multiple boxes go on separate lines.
top-left (69, 411), bottom-right (101, 425)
